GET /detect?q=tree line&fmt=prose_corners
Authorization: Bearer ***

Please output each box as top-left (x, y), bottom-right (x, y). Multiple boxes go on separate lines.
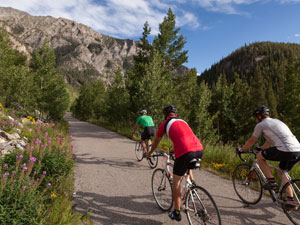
top-left (72, 8), bottom-right (300, 145)
top-left (0, 29), bottom-right (70, 121)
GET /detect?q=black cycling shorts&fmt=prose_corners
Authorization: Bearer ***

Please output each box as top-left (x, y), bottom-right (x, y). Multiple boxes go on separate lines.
top-left (141, 126), bottom-right (156, 141)
top-left (173, 151), bottom-right (203, 176)
top-left (261, 147), bottom-right (300, 171)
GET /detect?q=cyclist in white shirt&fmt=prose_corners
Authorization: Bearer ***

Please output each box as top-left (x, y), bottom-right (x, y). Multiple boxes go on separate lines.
top-left (238, 106), bottom-right (300, 191)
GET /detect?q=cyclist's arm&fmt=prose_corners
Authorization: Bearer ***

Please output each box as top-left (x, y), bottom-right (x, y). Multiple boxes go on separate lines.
top-left (132, 124), bottom-right (140, 135)
top-left (242, 136), bottom-right (257, 151)
top-left (261, 141), bottom-right (272, 150)
top-left (147, 136), bottom-right (162, 158)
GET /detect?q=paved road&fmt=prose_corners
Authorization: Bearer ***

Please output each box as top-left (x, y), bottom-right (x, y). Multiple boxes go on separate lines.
top-left (65, 114), bottom-right (293, 225)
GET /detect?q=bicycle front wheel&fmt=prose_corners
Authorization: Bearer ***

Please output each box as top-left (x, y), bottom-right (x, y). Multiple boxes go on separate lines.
top-left (148, 149), bottom-right (159, 169)
top-left (135, 141), bottom-right (143, 161)
top-left (281, 179), bottom-right (300, 225)
top-left (186, 186), bottom-right (221, 225)
top-left (151, 168), bottom-right (173, 211)
top-left (232, 164), bottom-right (263, 204)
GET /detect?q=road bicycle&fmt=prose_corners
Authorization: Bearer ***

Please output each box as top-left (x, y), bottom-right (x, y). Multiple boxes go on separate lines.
top-left (133, 131), bottom-right (158, 169)
top-left (151, 151), bottom-right (222, 225)
top-left (232, 147), bottom-right (300, 225)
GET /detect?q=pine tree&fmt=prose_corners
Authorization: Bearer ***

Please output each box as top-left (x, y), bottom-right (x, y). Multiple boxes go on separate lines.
top-left (30, 41), bottom-right (70, 120)
top-left (153, 8), bottom-right (188, 71)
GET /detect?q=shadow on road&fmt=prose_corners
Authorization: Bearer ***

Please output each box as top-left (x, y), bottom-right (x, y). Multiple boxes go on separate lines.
top-left (215, 195), bottom-right (288, 225)
top-left (73, 191), bottom-right (164, 225)
top-left (74, 152), bottom-right (151, 171)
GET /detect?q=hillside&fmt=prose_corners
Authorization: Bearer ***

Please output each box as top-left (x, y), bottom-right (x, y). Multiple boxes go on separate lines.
top-left (198, 41), bottom-right (300, 86)
top-left (0, 7), bottom-right (138, 88)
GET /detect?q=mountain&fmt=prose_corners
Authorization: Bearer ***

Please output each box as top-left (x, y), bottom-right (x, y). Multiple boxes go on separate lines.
top-left (198, 41), bottom-right (300, 86)
top-left (0, 7), bottom-right (138, 88)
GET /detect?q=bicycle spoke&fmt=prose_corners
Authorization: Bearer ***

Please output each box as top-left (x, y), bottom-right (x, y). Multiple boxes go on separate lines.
top-left (281, 179), bottom-right (300, 225)
top-left (186, 186), bottom-right (221, 225)
top-left (232, 164), bottom-right (263, 204)
top-left (151, 168), bottom-right (173, 211)
top-left (135, 141), bottom-right (143, 161)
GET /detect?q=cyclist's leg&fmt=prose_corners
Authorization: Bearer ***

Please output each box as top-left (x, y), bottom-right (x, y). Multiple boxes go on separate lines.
top-left (257, 150), bottom-right (274, 178)
top-left (172, 154), bottom-right (190, 211)
top-left (173, 174), bottom-right (183, 210)
top-left (141, 128), bottom-right (148, 153)
top-left (188, 151), bottom-right (203, 183)
top-left (279, 157), bottom-right (300, 197)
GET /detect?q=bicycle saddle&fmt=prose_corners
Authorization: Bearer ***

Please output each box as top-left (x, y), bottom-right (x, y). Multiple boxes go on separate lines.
top-left (187, 158), bottom-right (201, 169)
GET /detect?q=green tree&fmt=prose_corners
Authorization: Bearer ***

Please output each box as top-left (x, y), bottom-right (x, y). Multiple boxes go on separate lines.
top-left (209, 73), bottom-right (234, 142)
top-left (190, 80), bottom-right (216, 141)
top-left (153, 8), bottom-right (188, 71)
top-left (104, 69), bottom-right (130, 125)
top-left (0, 29), bottom-right (34, 111)
top-left (73, 80), bottom-right (105, 121)
top-left (282, 63), bottom-right (300, 138)
top-left (30, 41), bottom-right (70, 120)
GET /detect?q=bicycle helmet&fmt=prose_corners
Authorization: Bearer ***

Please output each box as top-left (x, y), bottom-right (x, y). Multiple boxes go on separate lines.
top-left (253, 106), bottom-right (270, 118)
top-left (163, 105), bottom-right (177, 116)
top-left (139, 109), bottom-right (147, 115)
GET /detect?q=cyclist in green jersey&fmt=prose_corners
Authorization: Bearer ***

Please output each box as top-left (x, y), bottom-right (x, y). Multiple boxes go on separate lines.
top-left (132, 110), bottom-right (156, 154)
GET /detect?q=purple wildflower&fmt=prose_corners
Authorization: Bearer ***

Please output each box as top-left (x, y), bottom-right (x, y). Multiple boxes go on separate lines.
top-left (22, 186), bottom-right (27, 191)
top-left (29, 157), bottom-right (37, 162)
top-left (43, 171), bottom-right (47, 175)
top-left (4, 172), bottom-right (9, 177)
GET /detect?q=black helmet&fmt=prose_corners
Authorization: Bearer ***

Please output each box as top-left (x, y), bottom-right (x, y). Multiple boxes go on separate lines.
top-left (139, 109), bottom-right (147, 115)
top-left (163, 105), bottom-right (177, 115)
top-left (253, 106), bottom-right (270, 118)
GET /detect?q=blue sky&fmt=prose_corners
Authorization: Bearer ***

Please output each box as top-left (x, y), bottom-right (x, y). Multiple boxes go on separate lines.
top-left (1, 0), bottom-right (300, 74)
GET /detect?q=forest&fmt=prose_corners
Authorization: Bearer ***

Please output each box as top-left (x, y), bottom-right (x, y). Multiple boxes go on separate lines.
top-left (72, 9), bottom-right (300, 145)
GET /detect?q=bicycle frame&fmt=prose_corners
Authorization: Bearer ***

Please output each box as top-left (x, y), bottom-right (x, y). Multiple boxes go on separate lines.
top-left (244, 153), bottom-right (300, 204)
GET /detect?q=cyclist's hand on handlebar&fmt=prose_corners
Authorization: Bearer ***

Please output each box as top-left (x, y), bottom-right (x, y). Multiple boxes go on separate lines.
top-left (146, 152), bottom-right (151, 159)
top-left (236, 147), bottom-right (243, 155)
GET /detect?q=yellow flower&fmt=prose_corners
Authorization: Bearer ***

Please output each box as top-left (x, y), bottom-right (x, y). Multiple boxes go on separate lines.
top-left (50, 193), bottom-right (57, 199)
top-left (213, 163), bottom-right (225, 170)
top-left (0, 103), bottom-right (3, 109)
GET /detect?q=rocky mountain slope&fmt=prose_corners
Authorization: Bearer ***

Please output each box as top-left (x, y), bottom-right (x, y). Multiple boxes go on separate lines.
top-left (0, 7), bottom-right (138, 87)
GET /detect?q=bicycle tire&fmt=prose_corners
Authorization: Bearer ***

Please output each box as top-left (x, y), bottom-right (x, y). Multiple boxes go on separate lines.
top-left (147, 148), bottom-right (159, 169)
top-left (232, 164), bottom-right (263, 204)
top-left (185, 185), bottom-right (222, 225)
top-left (135, 141), bottom-right (143, 161)
top-left (151, 168), bottom-right (173, 211)
top-left (280, 179), bottom-right (300, 225)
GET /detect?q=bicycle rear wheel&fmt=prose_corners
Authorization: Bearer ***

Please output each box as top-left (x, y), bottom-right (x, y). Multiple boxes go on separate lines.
top-left (232, 164), bottom-right (263, 204)
top-left (186, 186), bottom-right (221, 225)
top-left (281, 179), bottom-right (300, 225)
top-left (135, 141), bottom-right (143, 161)
top-left (151, 168), bottom-right (173, 211)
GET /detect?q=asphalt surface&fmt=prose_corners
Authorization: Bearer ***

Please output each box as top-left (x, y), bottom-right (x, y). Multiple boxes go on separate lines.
top-left (65, 114), bottom-right (294, 225)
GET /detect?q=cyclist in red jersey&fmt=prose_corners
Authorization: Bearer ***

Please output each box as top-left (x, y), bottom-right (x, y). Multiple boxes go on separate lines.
top-left (147, 105), bottom-right (203, 221)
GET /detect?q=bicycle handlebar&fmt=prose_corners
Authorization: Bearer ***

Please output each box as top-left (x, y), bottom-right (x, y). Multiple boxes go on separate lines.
top-left (151, 150), bottom-right (175, 161)
top-left (236, 147), bottom-right (261, 162)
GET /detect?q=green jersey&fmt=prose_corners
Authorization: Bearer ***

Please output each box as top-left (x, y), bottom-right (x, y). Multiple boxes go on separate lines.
top-left (136, 115), bottom-right (154, 128)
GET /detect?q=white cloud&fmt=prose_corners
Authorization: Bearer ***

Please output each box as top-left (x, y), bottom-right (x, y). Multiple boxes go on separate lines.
top-left (0, 0), bottom-right (201, 38)
top-left (191, 0), bottom-right (259, 14)
top-left (295, 34), bottom-right (300, 37)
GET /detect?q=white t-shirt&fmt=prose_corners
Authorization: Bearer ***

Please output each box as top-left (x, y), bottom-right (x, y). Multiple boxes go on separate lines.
top-left (253, 118), bottom-right (300, 152)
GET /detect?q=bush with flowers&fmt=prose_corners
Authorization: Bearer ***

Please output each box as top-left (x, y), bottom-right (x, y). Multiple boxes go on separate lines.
top-left (0, 113), bottom-right (91, 224)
